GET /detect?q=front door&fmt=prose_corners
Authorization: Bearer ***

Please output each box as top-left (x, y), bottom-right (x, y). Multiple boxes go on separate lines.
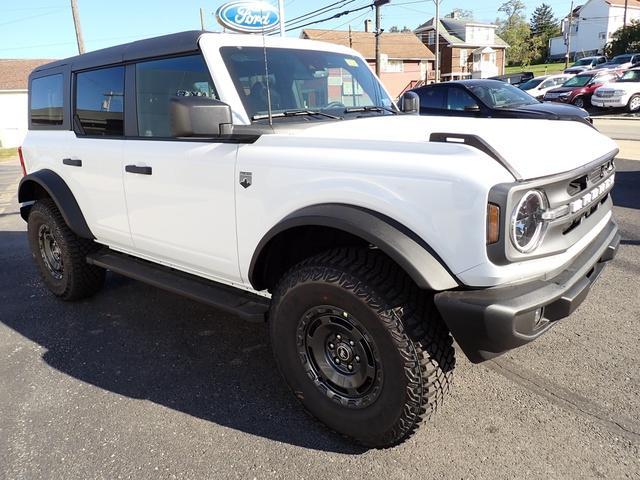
top-left (122, 54), bottom-right (241, 283)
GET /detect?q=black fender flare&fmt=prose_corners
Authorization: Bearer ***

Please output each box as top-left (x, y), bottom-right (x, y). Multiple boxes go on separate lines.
top-left (249, 204), bottom-right (459, 291)
top-left (18, 169), bottom-right (94, 239)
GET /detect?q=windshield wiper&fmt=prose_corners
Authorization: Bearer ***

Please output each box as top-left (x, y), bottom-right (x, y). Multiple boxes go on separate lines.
top-left (252, 110), bottom-right (341, 120)
top-left (343, 106), bottom-right (399, 115)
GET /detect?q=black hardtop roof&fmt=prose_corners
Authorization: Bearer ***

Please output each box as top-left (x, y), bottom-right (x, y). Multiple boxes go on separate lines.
top-left (33, 30), bottom-right (205, 74)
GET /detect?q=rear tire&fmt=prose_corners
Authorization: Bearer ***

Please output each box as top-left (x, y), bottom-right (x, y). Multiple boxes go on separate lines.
top-left (269, 247), bottom-right (455, 448)
top-left (628, 94), bottom-right (640, 113)
top-left (27, 198), bottom-right (105, 300)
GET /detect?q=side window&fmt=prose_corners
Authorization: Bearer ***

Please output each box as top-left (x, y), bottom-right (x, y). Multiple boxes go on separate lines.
top-left (540, 80), bottom-right (553, 89)
top-left (136, 54), bottom-right (218, 138)
top-left (417, 87), bottom-right (446, 110)
top-left (31, 74), bottom-right (64, 127)
top-left (446, 87), bottom-right (478, 111)
top-left (598, 57), bottom-right (606, 64)
top-left (75, 66), bottom-right (125, 136)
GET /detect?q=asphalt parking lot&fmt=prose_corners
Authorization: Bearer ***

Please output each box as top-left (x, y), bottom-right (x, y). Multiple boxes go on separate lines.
top-left (0, 155), bottom-right (638, 479)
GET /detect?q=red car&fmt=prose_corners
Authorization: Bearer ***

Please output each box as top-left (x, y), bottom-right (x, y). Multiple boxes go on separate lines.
top-left (543, 70), bottom-right (620, 108)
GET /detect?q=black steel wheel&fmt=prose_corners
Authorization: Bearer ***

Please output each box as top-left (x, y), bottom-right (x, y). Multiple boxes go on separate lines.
top-left (27, 199), bottom-right (105, 300)
top-left (270, 247), bottom-right (455, 448)
top-left (298, 305), bottom-right (382, 408)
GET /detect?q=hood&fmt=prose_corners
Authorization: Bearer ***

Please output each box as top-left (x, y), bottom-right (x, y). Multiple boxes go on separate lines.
top-left (278, 115), bottom-right (617, 180)
top-left (506, 102), bottom-right (589, 119)
top-left (547, 86), bottom-right (582, 94)
top-left (565, 66), bottom-right (588, 73)
top-left (597, 81), bottom-right (637, 92)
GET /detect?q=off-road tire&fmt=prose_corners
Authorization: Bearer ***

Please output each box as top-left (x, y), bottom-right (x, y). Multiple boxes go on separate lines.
top-left (627, 94), bottom-right (640, 113)
top-left (27, 198), bottom-right (105, 300)
top-left (269, 247), bottom-right (455, 448)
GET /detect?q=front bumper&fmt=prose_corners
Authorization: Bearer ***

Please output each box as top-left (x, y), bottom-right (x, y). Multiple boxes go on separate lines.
top-left (434, 219), bottom-right (619, 363)
top-left (591, 97), bottom-right (627, 108)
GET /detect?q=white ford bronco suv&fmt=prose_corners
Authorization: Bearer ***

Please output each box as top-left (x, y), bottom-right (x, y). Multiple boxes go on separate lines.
top-left (19, 31), bottom-right (620, 448)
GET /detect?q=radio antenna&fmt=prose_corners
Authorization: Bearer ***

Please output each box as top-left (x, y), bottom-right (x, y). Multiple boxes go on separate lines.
top-left (261, 8), bottom-right (273, 126)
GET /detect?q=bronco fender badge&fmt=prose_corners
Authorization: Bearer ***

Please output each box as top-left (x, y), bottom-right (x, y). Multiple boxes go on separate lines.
top-left (239, 171), bottom-right (252, 189)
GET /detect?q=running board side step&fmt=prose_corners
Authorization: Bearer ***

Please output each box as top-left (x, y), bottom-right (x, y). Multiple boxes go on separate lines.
top-left (86, 250), bottom-right (269, 322)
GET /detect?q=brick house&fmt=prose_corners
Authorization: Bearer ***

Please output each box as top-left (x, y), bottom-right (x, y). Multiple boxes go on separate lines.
top-left (301, 28), bottom-right (435, 98)
top-left (414, 13), bottom-right (508, 80)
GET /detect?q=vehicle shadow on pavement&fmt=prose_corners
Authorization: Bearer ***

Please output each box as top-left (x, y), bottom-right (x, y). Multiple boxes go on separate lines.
top-left (0, 230), bottom-right (365, 454)
top-left (611, 168), bottom-right (640, 210)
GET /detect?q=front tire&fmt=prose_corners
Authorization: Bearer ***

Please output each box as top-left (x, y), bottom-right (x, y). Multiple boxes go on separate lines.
top-left (269, 248), bottom-right (455, 448)
top-left (628, 94), bottom-right (640, 113)
top-left (572, 96), bottom-right (585, 108)
top-left (27, 199), bottom-right (105, 300)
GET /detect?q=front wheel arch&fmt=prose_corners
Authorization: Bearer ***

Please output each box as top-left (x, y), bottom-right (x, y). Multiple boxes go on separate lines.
top-left (248, 204), bottom-right (459, 292)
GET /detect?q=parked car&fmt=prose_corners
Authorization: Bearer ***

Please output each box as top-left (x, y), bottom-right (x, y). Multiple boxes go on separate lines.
top-left (544, 70), bottom-right (620, 108)
top-left (20, 30), bottom-right (620, 448)
top-left (564, 55), bottom-right (607, 74)
top-left (488, 71), bottom-right (534, 86)
top-left (410, 80), bottom-right (592, 123)
top-left (518, 73), bottom-right (575, 100)
top-left (598, 53), bottom-right (640, 72)
top-left (591, 67), bottom-right (640, 112)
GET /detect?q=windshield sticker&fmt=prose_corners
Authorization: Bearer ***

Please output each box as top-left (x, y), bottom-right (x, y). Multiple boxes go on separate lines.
top-left (345, 58), bottom-right (358, 67)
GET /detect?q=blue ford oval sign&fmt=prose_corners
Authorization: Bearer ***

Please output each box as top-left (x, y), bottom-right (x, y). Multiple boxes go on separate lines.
top-left (216, 1), bottom-right (280, 33)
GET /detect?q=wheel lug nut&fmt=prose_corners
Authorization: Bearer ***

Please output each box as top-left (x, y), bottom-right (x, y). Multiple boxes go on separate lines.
top-left (348, 364), bottom-right (353, 371)
top-left (329, 343), bottom-right (334, 349)
top-left (355, 355), bottom-right (360, 362)
top-left (334, 358), bottom-right (340, 364)
top-left (349, 340), bottom-right (354, 346)
top-left (336, 334), bottom-right (341, 340)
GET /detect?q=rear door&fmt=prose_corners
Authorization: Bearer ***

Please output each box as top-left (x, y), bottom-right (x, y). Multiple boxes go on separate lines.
top-left (122, 54), bottom-right (241, 283)
top-left (65, 65), bottom-right (132, 249)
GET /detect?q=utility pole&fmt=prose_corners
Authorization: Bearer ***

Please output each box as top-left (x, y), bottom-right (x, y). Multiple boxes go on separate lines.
top-left (434, 1), bottom-right (440, 82)
top-left (70, 0), bottom-right (85, 54)
top-left (564, 0), bottom-right (574, 69)
top-left (623, 0), bottom-right (629, 32)
top-left (278, 0), bottom-right (285, 37)
top-left (348, 25), bottom-right (353, 48)
top-left (374, 0), bottom-right (390, 78)
top-left (200, 8), bottom-right (206, 30)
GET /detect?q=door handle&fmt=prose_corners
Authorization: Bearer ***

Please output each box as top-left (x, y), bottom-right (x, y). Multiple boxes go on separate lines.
top-left (125, 165), bottom-right (152, 175)
top-left (63, 158), bottom-right (82, 167)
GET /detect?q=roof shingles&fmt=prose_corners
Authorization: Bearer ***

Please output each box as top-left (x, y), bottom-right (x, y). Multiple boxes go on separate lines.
top-left (0, 59), bottom-right (53, 90)
top-left (301, 29), bottom-right (434, 60)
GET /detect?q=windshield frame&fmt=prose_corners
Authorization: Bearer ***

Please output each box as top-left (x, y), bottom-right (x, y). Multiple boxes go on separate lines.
top-left (219, 46), bottom-right (394, 123)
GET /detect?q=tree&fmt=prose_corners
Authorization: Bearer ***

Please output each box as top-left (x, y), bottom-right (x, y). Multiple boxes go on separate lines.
top-left (389, 25), bottom-right (412, 33)
top-left (497, 0), bottom-right (538, 65)
top-left (447, 8), bottom-right (473, 20)
top-left (530, 3), bottom-right (560, 61)
top-left (605, 20), bottom-right (640, 57)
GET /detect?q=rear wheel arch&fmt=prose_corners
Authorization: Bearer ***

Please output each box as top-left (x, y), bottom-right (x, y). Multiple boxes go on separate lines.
top-left (248, 204), bottom-right (459, 292)
top-left (18, 169), bottom-right (94, 239)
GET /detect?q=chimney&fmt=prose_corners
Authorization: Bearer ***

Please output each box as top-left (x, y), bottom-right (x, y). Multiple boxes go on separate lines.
top-left (364, 19), bottom-right (372, 32)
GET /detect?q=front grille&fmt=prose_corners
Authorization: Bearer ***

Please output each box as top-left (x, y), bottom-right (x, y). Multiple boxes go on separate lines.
top-left (596, 91), bottom-right (614, 98)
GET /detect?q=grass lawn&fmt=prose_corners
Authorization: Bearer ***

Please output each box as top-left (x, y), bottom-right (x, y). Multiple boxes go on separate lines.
top-left (505, 63), bottom-right (566, 77)
top-left (0, 147), bottom-right (18, 162)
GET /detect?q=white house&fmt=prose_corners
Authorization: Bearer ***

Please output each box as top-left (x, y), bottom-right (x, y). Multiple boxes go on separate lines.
top-left (0, 59), bottom-right (52, 148)
top-left (549, 0), bottom-right (640, 60)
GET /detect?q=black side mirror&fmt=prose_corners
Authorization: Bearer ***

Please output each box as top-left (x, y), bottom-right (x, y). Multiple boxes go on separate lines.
top-left (170, 96), bottom-right (234, 137)
top-left (399, 91), bottom-right (420, 114)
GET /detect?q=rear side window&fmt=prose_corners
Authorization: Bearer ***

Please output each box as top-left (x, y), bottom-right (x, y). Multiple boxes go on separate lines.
top-left (135, 54), bottom-right (217, 138)
top-left (417, 87), bottom-right (446, 110)
top-left (31, 74), bottom-right (64, 126)
top-left (75, 66), bottom-right (125, 136)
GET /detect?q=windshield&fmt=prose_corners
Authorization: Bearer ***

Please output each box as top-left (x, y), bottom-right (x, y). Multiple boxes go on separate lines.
top-left (618, 70), bottom-right (640, 82)
top-left (611, 55), bottom-right (632, 64)
top-left (220, 46), bottom-right (393, 121)
top-left (562, 75), bottom-right (591, 87)
top-left (518, 78), bottom-right (544, 90)
top-left (573, 58), bottom-right (593, 66)
top-left (467, 82), bottom-right (538, 108)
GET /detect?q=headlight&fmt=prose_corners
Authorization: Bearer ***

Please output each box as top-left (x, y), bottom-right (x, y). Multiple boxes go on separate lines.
top-left (612, 90), bottom-right (625, 96)
top-left (510, 190), bottom-right (547, 253)
top-left (559, 92), bottom-right (571, 98)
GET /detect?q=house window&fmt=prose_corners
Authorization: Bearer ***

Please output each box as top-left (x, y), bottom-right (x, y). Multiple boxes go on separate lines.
top-left (599, 32), bottom-right (606, 40)
top-left (384, 60), bottom-right (404, 73)
top-left (459, 49), bottom-right (467, 67)
top-left (427, 31), bottom-right (436, 44)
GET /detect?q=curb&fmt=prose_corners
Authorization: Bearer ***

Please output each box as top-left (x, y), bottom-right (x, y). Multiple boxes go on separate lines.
top-left (593, 116), bottom-right (640, 121)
